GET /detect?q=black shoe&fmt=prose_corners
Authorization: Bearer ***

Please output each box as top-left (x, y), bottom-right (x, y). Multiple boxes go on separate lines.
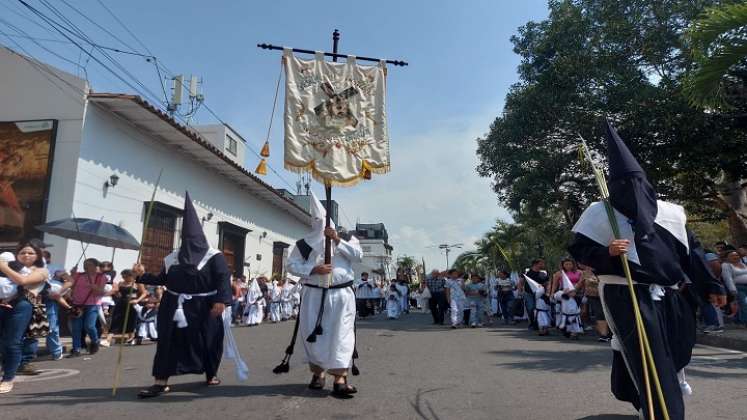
top-left (16, 363), bottom-right (42, 376)
top-left (88, 342), bottom-right (100, 355)
top-left (331, 382), bottom-right (357, 399)
top-left (67, 350), bottom-right (82, 358)
top-left (135, 337), bottom-right (143, 345)
top-left (137, 384), bottom-right (170, 399)
top-left (308, 375), bottom-right (325, 390)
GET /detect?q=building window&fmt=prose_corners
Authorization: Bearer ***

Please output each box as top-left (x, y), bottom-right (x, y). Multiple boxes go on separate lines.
top-left (140, 202), bottom-right (182, 274)
top-left (218, 222), bottom-right (249, 276)
top-left (226, 134), bottom-right (237, 156)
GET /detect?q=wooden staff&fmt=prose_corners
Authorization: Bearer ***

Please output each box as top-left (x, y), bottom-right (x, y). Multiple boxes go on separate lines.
top-left (578, 138), bottom-right (668, 420)
top-left (112, 169), bottom-right (163, 397)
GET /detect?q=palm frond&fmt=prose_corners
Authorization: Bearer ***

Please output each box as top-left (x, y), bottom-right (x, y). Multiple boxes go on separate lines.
top-left (686, 2), bottom-right (747, 108)
top-left (687, 2), bottom-right (747, 48)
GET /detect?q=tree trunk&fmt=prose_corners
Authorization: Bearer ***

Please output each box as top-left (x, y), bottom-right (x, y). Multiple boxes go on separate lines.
top-left (719, 179), bottom-right (747, 246)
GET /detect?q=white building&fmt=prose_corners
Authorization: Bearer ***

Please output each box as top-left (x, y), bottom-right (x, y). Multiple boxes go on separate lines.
top-left (0, 47), bottom-right (310, 277)
top-left (352, 223), bottom-right (394, 284)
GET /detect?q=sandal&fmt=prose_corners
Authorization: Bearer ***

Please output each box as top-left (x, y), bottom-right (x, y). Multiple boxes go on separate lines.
top-left (331, 379), bottom-right (357, 399)
top-left (137, 384), bottom-right (170, 399)
top-left (308, 374), bottom-right (325, 390)
top-left (206, 377), bottom-right (221, 386)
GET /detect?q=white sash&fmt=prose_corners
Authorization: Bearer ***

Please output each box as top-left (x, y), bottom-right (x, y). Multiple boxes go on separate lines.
top-left (167, 289), bottom-right (217, 328)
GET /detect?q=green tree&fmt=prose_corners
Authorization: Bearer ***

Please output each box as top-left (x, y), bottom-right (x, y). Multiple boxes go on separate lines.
top-left (396, 255), bottom-right (417, 282)
top-left (685, 1), bottom-right (747, 108)
top-left (477, 0), bottom-right (747, 245)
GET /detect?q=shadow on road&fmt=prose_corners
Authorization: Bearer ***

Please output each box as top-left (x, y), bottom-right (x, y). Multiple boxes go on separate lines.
top-left (487, 346), bottom-right (611, 373)
top-left (2, 383), bottom-right (329, 406)
top-left (487, 326), bottom-right (616, 348)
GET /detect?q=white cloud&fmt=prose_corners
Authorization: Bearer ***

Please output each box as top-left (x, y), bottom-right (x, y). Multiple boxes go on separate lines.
top-left (331, 106), bottom-right (511, 272)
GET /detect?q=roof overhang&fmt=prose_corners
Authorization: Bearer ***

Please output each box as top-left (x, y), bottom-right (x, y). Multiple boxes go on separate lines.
top-left (87, 93), bottom-right (310, 225)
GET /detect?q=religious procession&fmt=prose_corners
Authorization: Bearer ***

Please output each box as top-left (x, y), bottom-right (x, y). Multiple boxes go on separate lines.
top-left (1, 1), bottom-right (747, 420)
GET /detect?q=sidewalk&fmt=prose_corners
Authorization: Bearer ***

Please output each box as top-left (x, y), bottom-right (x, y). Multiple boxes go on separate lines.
top-left (696, 324), bottom-right (747, 352)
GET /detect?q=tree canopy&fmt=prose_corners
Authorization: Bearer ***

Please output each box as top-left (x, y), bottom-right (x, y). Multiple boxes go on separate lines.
top-left (477, 0), bottom-right (747, 245)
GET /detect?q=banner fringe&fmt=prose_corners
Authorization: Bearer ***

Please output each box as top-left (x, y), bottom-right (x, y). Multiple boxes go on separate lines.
top-left (284, 160), bottom-right (390, 188)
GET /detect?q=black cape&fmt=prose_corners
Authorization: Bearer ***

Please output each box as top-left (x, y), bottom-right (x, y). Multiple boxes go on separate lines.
top-left (138, 253), bottom-right (232, 379)
top-left (569, 222), bottom-right (721, 420)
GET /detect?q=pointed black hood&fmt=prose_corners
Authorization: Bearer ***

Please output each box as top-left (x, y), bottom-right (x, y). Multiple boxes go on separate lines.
top-left (605, 121), bottom-right (658, 236)
top-left (178, 192), bottom-right (210, 266)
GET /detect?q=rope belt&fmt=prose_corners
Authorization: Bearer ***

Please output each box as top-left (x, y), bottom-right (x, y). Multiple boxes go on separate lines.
top-left (273, 280), bottom-right (360, 376)
top-left (304, 280), bottom-right (354, 343)
top-left (167, 289), bottom-right (217, 328)
top-left (598, 275), bottom-right (677, 302)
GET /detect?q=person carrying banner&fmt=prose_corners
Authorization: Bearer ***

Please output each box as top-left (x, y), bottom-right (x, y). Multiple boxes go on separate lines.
top-left (275, 192), bottom-right (363, 399)
top-left (569, 122), bottom-right (724, 420)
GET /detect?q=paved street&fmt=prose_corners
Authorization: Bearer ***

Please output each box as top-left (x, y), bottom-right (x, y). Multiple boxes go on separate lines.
top-left (2, 312), bottom-right (746, 420)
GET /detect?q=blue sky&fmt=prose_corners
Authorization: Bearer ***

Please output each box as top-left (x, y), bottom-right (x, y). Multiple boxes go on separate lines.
top-left (0, 0), bottom-right (549, 270)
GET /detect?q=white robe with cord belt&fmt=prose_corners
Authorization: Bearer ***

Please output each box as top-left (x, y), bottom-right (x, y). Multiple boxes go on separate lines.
top-left (287, 237), bottom-right (363, 371)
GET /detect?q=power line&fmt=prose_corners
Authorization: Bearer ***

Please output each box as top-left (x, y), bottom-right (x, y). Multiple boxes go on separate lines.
top-left (36, 0), bottom-right (167, 106)
top-left (13, 0), bottom-right (296, 191)
top-left (95, 0), bottom-right (153, 56)
top-left (0, 30), bottom-right (68, 44)
top-left (0, 18), bottom-right (82, 69)
top-left (59, 0), bottom-right (141, 54)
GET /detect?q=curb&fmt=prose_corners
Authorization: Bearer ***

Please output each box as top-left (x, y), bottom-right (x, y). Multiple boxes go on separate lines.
top-left (696, 333), bottom-right (747, 353)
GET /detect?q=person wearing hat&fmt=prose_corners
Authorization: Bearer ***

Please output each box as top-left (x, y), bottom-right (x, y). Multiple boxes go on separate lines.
top-left (275, 192), bottom-right (363, 398)
top-left (133, 192), bottom-right (243, 398)
top-left (523, 274), bottom-right (552, 335)
top-left (569, 121), bottom-right (724, 420)
top-left (554, 271), bottom-right (583, 339)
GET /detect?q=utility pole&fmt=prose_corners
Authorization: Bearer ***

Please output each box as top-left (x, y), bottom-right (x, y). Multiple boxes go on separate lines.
top-left (438, 243), bottom-right (463, 268)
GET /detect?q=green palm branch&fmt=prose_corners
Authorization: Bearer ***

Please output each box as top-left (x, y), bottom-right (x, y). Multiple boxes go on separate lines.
top-left (685, 2), bottom-right (747, 108)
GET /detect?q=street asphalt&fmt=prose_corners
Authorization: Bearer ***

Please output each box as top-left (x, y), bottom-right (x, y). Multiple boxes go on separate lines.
top-left (2, 311), bottom-right (746, 420)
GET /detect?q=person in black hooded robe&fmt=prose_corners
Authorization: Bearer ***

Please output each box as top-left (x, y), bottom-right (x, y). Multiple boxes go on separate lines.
top-left (133, 192), bottom-right (232, 398)
top-left (568, 122), bottom-right (724, 420)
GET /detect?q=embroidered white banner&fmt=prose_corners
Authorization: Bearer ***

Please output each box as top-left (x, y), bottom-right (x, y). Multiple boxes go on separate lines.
top-left (283, 49), bottom-right (389, 186)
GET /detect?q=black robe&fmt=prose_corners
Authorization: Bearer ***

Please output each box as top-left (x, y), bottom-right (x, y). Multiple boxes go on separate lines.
top-left (569, 225), bottom-right (722, 420)
top-left (137, 253), bottom-right (232, 379)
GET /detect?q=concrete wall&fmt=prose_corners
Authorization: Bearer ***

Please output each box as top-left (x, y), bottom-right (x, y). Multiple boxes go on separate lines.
top-left (0, 47), bottom-right (309, 276)
top-left (0, 47), bottom-right (88, 262)
top-left (194, 123), bottom-right (247, 169)
top-left (71, 104), bottom-right (309, 277)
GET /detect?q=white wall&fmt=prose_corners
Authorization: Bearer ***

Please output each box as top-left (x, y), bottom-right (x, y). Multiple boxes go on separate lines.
top-left (354, 238), bottom-right (394, 283)
top-left (0, 47), bottom-right (88, 263)
top-left (194, 123), bottom-right (247, 169)
top-left (69, 104), bottom-right (309, 276)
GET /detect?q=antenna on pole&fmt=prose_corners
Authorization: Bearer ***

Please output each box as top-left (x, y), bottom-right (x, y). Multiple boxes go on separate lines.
top-left (168, 75), bottom-right (183, 115)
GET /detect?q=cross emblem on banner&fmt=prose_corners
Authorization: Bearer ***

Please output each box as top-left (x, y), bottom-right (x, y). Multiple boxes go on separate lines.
top-left (314, 82), bottom-right (360, 133)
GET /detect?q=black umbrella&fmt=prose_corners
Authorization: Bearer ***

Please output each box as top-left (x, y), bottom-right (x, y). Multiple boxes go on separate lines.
top-left (36, 218), bottom-right (140, 250)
